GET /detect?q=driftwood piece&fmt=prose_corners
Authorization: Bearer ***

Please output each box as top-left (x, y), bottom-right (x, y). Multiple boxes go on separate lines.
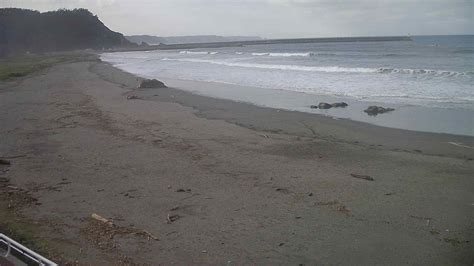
top-left (91, 213), bottom-right (114, 226)
top-left (90, 213), bottom-right (159, 241)
top-left (0, 159), bottom-right (11, 165)
top-left (167, 213), bottom-right (180, 224)
top-left (350, 173), bottom-right (374, 181)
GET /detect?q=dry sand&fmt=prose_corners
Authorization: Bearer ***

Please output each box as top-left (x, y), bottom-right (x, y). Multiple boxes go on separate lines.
top-left (0, 57), bottom-right (473, 264)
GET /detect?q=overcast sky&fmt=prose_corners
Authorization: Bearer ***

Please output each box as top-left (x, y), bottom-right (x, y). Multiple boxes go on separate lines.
top-left (2, 0), bottom-right (473, 38)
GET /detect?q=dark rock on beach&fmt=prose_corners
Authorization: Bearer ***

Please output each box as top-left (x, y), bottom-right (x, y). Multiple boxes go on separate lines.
top-left (318, 103), bottom-right (333, 109)
top-left (364, 106), bottom-right (395, 116)
top-left (139, 79), bottom-right (167, 89)
top-left (312, 102), bottom-right (349, 109)
top-left (332, 102), bottom-right (348, 108)
top-left (127, 95), bottom-right (140, 100)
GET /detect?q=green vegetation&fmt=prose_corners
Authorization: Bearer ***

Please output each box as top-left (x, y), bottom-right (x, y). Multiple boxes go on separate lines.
top-left (0, 8), bottom-right (133, 56)
top-left (0, 53), bottom-right (97, 81)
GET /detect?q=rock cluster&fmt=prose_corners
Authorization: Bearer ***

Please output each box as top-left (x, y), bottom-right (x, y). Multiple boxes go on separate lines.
top-left (139, 79), bottom-right (167, 88)
top-left (310, 102), bottom-right (348, 109)
top-left (364, 106), bottom-right (395, 116)
top-left (310, 102), bottom-right (395, 116)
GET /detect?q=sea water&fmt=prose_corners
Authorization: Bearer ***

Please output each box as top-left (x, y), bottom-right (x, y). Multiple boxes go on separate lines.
top-left (101, 35), bottom-right (474, 136)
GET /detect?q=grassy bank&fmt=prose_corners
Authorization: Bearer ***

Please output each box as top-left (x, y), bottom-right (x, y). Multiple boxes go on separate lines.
top-left (0, 53), bottom-right (98, 81)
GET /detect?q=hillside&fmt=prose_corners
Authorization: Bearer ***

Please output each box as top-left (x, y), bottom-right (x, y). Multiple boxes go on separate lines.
top-left (0, 8), bottom-right (133, 56)
top-left (126, 34), bottom-right (262, 45)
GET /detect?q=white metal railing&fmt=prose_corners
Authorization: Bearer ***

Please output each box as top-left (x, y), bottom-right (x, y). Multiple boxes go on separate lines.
top-left (0, 233), bottom-right (57, 266)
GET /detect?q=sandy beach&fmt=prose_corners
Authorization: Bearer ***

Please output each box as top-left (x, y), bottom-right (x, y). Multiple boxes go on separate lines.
top-left (1, 55), bottom-right (473, 264)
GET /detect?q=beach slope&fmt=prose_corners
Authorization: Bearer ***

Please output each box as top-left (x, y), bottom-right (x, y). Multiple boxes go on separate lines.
top-left (0, 55), bottom-right (472, 264)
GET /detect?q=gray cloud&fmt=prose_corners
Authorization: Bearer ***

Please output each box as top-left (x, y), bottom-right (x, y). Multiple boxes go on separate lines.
top-left (2, 0), bottom-right (473, 38)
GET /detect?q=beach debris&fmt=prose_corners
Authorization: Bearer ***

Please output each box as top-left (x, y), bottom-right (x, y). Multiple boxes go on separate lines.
top-left (308, 192), bottom-right (313, 197)
top-left (91, 213), bottom-right (114, 226)
top-left (0, 159), bottom-right (11, 165)
top-left (135, 230), bottom-right (159, 241)
top-left (167, 213), bottom-right (181, 224)
top-left (127, 95), bottom-right (140, 100)
top-left (316, 200), bottom-right (351, 215)
top-left (350, 173), bottom-right (374, 181)
top-left (139, 79), bottom-right (167, 88)
top-left (311, 102), bottom-right (348, 109)
top-left (275, 188), bottom-right (290, 194)
top-left (443, 238), bottom-right (469, 247)
top-left (364, 106), bottom-right (395, 116)
top-left (409, 215), bottom-right (433, 226)
top-left (0, 154), bottom-right (27, 159)
top-left (409, 215), bottom-right (432, 221)
top-left (176, 188), bottom-right (191, 193)
top-left (447, 142), bottom-right (474, 149)
top-left (88, 213), bottom-right (159, 242)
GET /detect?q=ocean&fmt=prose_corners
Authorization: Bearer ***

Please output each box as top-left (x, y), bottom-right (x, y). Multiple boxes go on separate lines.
top-left (101, 35), bottom-right (474, 136)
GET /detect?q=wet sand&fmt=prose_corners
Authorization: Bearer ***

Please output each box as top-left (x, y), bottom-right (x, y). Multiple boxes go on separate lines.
top-left (0, 57), bottom-right (473, 264)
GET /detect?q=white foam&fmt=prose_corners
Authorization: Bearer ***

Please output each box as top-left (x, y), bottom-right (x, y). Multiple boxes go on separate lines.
top-left (251, 52), bottom-right (315, 57)
top-left (179, 51), bottom-right (218, 55)
top-left (162, 58), bottom-right (378, 73)
top-left (377, 68), bottom-right (470, 76)
top-left (268, 52), bottom-right (315, 57)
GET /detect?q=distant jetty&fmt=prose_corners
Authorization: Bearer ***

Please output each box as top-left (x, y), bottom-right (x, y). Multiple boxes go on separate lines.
top-left (111, 36), bottom-right (412, 52)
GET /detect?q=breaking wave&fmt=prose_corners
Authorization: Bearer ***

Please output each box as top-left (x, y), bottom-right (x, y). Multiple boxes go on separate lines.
top-left (163, 58), bottom-right (377, 73)
top-left (249, 52), bottom-right (413, 57)
top-left (377, 68), bottom-right (472, 76)
top-left (251, 52), bottom-right (316, 57)
top-left (163, 58), bottom-right (472, 77)
top-left (180, 51), bottom-right (218, 55)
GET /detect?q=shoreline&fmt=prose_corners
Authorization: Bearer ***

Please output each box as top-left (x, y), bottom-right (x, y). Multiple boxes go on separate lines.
top-left (94, 61), bottom-right (474, 159)
top-left (1, 55), bottom-right (473, 264)
top-left (100, 54), bottom-right (474, 137)
top-left (159, 76), bottom-right (474, 137)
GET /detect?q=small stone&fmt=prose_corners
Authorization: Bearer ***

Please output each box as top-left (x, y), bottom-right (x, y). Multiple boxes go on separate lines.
top-left (318, 102), bottom-right (332, 109)
top-left (0, 159), bottom-right (11, 165)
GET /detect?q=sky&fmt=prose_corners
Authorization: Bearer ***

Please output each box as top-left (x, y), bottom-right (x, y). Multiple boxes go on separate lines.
top-left (1, 0), bottom-right (473, 38)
